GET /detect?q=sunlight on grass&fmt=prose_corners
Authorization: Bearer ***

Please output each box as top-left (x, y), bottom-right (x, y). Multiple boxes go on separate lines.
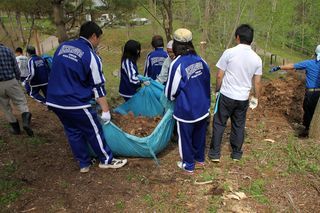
top-left (286, 135), bottom-right (320, 174)
top-left (246, 179), bottom-right (269, 205)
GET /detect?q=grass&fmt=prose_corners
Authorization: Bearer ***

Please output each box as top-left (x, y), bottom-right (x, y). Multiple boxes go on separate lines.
top-left (245, 179), bottom-right (269, 205)
top-left (115, 200), bottom-right (125, 210)
top-left (0, 162), bottom-right (24, 208)
top-left (286, 135), bottom-right (320, 174)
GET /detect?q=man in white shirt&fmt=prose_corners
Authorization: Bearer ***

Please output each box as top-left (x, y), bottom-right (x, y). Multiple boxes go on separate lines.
top-left (208, 24), bottom-right (262, 162)
top-left (15, 47), bottom-right (30, 93)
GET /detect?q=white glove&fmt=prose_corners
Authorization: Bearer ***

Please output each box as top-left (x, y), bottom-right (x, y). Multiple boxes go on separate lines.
top-left (101, 111), bottom-right (111, 124)
top-left (215, 92), bottom-right (220, 99)
top-left (249, 97), bottom-right (258, 110)
top-left (21, 81), bottom-right (26, 87)
top-left (143, 81), bottom-right (150, 86)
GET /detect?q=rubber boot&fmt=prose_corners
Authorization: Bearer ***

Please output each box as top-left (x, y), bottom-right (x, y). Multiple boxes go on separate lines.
top-left (21, 112), bottom-right (34, 137)
top-left (9, 121), bottom-right (21, 135)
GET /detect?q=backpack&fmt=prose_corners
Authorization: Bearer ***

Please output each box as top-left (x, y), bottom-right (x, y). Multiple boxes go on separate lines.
top-left (42, 54), bottom-right (53, 70)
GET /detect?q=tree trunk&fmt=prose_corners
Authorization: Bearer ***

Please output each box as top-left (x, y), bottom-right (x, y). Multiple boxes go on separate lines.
top-left (0, 17), bottom-right (15, 48)
top-left (35, 29), bottom-right (42, 55)
top-left (162, 0), bottom-right (173, 42)
top-left (52, 0), bottom-right (68, 43)
top-left (262, 0), bottom-right (277, 67)
top-left (226, 0), bottom-right (247, 49)
top-left (26, 15), bottom-right (35, 47)
top-left (309, 99), bottom-right (320, 140)
top-left (200, 0), bottom-right (211, 60)
top-left (16, 11), bottom-right (26, 45)
top-left (7, 11), bottom-right (18, 42)
top-left (149, 0), bottom-right (157, 35)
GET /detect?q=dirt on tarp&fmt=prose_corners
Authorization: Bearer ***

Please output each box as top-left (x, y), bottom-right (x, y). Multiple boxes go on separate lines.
top-left (111, 112), bottom-right (162, 137)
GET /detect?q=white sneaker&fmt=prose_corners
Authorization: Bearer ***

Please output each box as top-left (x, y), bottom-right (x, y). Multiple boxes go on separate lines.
top-left (177, 161), bottom-right (193, 173)
top-left (211, 158), bottom-right (220, 163)
top-left (80, 166), bottom-right (90, 173)
top-left (99, 158), bottom-right (127, 169)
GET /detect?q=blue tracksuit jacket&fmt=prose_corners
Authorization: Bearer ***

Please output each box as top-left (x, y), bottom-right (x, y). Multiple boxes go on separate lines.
top-left (165, 54), bottom-right (211, 122)
top-left (144, 48), bottom-right (168, 80)
top-left (119, 58), bottom-right (141, 98)
top-left (27, 55), bottom-right (50, 87)
top-left (46, 37), bottom-right (106, 109)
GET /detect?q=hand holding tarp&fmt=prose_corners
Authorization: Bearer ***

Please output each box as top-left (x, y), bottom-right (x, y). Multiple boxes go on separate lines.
top-left (101, 111), bottom-right (111, 124)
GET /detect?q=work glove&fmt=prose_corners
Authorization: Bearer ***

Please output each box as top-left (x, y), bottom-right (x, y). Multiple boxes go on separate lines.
top-left (249, 97), bottom-right (258, 110)
top-left (269, 66), bottom-right (281, 73)
top-left (101, 111), bottom-right (111, 124)
top-left (215, 91), bottom-right (220, 99)
top-left (143, 81), bottom-right (150, 86)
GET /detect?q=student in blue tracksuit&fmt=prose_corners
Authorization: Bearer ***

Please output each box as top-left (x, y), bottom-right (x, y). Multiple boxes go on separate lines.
top-left (270, 44), bottom-right (320, 137)
top-left (165, 28), bottom-right (211, 173)
top-left (144, 35), bottom-right (168, 80)
top-left (119, 40), bottom-right (142, 101)
top-left (25, 46), bottom-right (50, 104)
top-left (46, 21), bottom-right (127, 173)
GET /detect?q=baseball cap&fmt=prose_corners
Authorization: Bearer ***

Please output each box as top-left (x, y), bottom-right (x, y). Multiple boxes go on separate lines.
top-left (167, 40), bottom-right (173, 49)
top-left (315, 45), bottom-right (320, 61)
top-left (173, 28), bottom-right (192, 43)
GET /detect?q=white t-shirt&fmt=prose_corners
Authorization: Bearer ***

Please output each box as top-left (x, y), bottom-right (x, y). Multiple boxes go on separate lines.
top-left (216, 44), bottom-right (262, 101)
top-left (16, 55), bottom-right (29, 78)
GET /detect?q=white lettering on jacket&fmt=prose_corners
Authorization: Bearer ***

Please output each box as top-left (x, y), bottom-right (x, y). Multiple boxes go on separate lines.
top-left (185, 62), bottom-right (203, 79)
top-left (58, 45), bottom-right (84, 58)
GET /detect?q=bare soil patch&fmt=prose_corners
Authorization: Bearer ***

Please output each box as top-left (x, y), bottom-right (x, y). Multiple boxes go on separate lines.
top-left (0, 72), bottom-right (319, 212)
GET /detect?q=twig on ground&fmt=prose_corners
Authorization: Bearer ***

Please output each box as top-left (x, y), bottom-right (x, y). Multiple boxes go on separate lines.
top-left (286, 192), bottom-right (300, 213)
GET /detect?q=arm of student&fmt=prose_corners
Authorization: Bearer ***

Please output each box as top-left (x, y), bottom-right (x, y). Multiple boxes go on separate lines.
top-left (253, 74), bottom-right (261, 99)
top-left (215, 69), bottom-right (225, 92)
top-left (96, 96), bottom-right (109, 113)
top-left (280, 64), bottom-right (295, 70)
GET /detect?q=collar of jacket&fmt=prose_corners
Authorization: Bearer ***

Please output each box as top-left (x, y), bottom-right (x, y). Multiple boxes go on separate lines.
top-left (79, 36), bottom-right (94, 51)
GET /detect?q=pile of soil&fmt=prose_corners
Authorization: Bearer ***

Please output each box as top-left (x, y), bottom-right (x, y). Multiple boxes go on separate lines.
top-left (259, 73), bottom-right (305, 123)
top-left (111, 112), bottom-right (162, 137)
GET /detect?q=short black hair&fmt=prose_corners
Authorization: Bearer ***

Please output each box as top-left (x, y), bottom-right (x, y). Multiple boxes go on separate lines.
top-left (121, 40), bottom-right (141, 63)
top-left (151, 35), bottom-right (164, 48)
top-left (15, 47), bottom-right (23, 54)
top-left (172, 40), bottom-right (197, 56)
top-left (26, 46), bottom-right (36, 55)
top-left (79, 21), bottom-right (103, 39)
top-left (235, 24), bottom-right (254, 45)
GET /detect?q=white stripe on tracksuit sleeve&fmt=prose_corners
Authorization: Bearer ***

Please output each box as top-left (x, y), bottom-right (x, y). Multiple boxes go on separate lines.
top-left (90, 52), bottom-right (106, 97)
top-left (144, 55), bottom-right (150, 77)
top-left (125, 59), bottom-right (140, 84)
top-left (165, 58), bottom-right (182, 101)
top-left (26, 58), bottom-right (35, 82)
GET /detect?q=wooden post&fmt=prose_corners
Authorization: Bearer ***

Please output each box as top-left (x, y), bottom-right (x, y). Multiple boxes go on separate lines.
top-left (309, 99), bottom-right (320, 140)
top-left (34, 29), bottom-right (42, 55)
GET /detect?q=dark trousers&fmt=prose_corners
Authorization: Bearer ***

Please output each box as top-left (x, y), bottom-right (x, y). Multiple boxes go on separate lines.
top-left (51, 107), bottom-right (113, 169)
top-left (30, 85), bottom-right (47, 104)
top-left (303, 90), bottom-right (320, 130)
top-left (208, 94), bottom-right (248, 160)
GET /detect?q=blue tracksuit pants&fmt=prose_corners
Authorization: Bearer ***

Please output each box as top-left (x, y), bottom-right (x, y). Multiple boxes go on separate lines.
top-left (176, 118), bottom-right (208, 171)
top-left (52, 107), bottom-right (113, 169)
top-left (30, 85), bottom-right (47, 104)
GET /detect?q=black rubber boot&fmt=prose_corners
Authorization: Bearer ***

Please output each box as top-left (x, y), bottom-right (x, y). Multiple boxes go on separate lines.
top-left (9, 121), bottom-right (21, 135)
top-left (21, 112), bottom-right (34, 137)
